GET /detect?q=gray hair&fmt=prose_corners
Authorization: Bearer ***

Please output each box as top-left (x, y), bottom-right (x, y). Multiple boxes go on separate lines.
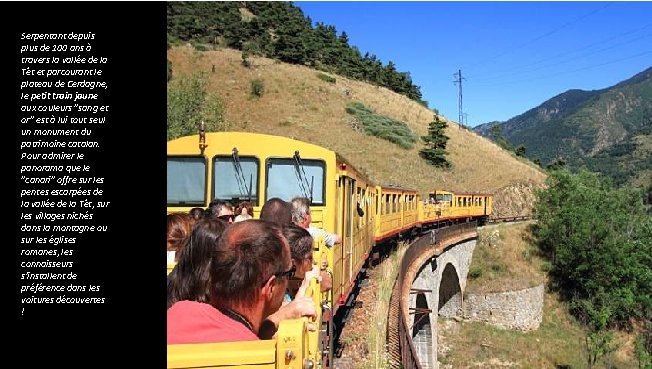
top-left (290, 196), bottom-right (311, 224)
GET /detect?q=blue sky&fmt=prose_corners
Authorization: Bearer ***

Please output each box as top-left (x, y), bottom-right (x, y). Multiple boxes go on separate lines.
top-left (295, 1), bottom-right (652, 127)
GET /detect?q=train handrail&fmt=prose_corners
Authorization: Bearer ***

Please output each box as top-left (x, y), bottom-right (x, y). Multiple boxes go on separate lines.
top-left (167, 318), bottom-right (309, 369)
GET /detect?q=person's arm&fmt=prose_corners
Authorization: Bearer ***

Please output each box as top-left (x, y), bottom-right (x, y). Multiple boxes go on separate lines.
top-left (259, 292), bottom-right (316, 339)
top-left (319, 269), bottom-right (332, 292)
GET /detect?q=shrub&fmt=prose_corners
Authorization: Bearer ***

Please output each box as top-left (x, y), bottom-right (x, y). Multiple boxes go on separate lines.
top-left (468, 266), bottom-right (483, 279)
top-left (345, 102), bottom-right (417, 149)
top-left (193, 43), bottom-right (208, 51)
top-left (316, 72), bottom-right (336, 84)
top-left (250, 79), bottom-right (265, 98)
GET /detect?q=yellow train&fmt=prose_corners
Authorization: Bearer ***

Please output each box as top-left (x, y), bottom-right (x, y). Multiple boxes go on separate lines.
top-left (167, 131), bottom-right (492, 368)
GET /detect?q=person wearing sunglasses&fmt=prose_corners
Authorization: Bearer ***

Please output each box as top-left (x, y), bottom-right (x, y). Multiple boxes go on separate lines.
top-left (206, 199), bottom-right (235, 224)
top-left (167, 220), bottom-right (316, 344)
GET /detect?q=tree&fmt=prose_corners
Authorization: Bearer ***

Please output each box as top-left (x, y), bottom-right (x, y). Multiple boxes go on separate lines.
top-left (515, 144), bottom-right (526, 157)
top-left (419, 115), bottom-right (451, 168)
top-left (167, 74), bottom-right (227, 140)
top-left (533, 169), bottom-right (652, 329)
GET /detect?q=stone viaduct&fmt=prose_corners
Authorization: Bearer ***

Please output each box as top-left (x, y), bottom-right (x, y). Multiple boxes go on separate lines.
top-left (398, 227), bottom-right (543, 369)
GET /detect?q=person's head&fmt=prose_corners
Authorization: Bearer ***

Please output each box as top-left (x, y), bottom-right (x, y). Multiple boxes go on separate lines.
top-left (282, 224), bottom-right (314, 279)
top-left (235, 201), bottom-right (254, 221)
top-left (209, 220), bottom-right (292, 326)
top-left (260, 198), bottom-right (292, 225)
top-left (290, 196), bottom-right (311, 228)
top-left (207, 199), bottom-right (234, 223)
top-left (167, 218), bottom-right (227, 308)
top-left (188, 207), bottom-right (205, 222)
top-left (167, 212), bottom-right (194, 259)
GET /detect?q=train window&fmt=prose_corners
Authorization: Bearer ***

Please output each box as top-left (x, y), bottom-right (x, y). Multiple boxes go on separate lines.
top-left (266, 158), bottom-right (325, 205)
top-left (435, 193), bottom-right (452, 203)
top-left (213, 156), bottom-right (260, 206)
top-left (167, 156), bottom-right (206, 206)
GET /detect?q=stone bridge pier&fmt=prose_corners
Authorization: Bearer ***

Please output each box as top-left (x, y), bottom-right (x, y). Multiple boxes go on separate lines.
top-left (407, 239), bottom-right (477, 369)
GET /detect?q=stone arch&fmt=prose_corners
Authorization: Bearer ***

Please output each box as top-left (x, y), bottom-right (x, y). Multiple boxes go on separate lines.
top-left (438, 262), bottom-right (462, 318)
top-left (412, 293), bottom-right (434, 368)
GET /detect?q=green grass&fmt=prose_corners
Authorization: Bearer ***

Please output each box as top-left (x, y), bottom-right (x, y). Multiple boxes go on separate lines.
top-left (345, 102), bottom-right (418, 149)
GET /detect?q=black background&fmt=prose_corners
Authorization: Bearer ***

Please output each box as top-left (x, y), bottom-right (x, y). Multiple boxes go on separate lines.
top-left (4, 2), bottom-right (166, 365)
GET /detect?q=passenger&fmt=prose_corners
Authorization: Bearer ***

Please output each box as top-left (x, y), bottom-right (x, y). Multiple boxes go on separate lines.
top-left (289, 197), bottom-right (336, 293)
top-left (188, 207), bottom-right (205, 222)
top-left (167, 212), bottom-right (194, 264)
top-left (260, 197), bottom-right (293, 225)
top-left (290, 196), bottom-right (341, 247)
top-left (234, 201), bottom-right (253, 222)
top-left (167, 220), bottom-right (316, 344)
top-left (167, 218), bottom-right (227, 308)
top-left (281, 224), bottom-right (323, 303)
top-left (206, 199), bottom-right (235, 224)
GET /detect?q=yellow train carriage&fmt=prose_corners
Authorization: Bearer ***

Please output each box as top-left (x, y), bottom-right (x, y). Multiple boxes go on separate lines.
top-left (332, 159), bottom-right (376, 308)
top-left (374, 185), bottom-right (420, 242)
top-left (167, 131), bottom-right (377, 313)
top-left (450, 191), bottom-right (493, 223)
top-left (421, 190), bottom-right (492, 225)
top-left (167, 132), bottom-right (336, 218)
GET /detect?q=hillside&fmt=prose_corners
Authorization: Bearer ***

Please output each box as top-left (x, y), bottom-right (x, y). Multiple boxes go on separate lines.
top-left (168, 45), bottom-right (547, 216)
top-left (475, 67), bottom-right (652, 187)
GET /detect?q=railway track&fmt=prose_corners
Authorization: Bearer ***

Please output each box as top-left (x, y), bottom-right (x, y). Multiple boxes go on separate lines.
top-left (487, 215), bottom-right (531, 224)
top-left (387, 281), bottom-right (401, 368)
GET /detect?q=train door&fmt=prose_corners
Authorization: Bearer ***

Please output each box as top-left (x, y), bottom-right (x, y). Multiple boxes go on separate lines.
top-left (335, 176), bottom-right (354, 305)
top-left (344, 178), bottom-right (353, 291)
top-left (334, 176), bottom-right (343, 306)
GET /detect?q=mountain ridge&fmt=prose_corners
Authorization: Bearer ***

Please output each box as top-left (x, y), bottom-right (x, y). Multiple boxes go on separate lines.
top-left (474, 66), bottom-right (652, 187)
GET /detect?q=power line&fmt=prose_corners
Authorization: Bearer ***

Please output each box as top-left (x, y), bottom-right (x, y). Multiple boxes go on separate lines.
top-left (469, 22), bottom-right (652, 82)
top-left (473, 50), bottom-right (652, 87)
top-left (468, 2), bottom-right (613, 71)
top-left (471, 31), bottom-right (652, 84)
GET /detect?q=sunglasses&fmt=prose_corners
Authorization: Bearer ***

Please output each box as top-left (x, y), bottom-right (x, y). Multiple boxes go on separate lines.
top-left (217, 214), bottom-right (234, 222)
top-left (274, 265), bottom-right (296, 281)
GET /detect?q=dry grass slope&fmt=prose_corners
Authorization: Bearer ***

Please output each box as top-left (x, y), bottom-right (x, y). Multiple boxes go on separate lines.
top-left (168, 46), bottom-right (548, 215)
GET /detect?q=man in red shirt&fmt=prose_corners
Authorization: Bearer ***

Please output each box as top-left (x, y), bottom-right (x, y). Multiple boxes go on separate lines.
top-left (168, 220), bottom-right (314, 343)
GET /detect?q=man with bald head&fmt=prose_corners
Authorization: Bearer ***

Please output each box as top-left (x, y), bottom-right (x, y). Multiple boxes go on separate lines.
top-left (167, 219), bottom-right (315, 343)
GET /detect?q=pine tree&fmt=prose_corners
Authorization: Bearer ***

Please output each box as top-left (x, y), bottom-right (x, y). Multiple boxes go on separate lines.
top-left (419, 115), bottom-right (451, 168)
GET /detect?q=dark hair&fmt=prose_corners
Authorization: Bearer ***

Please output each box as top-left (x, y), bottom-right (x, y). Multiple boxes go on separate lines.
top-left (210, 220), bottom-right (289, 309)
top-left (167, 212), bottom-right (193, 255)
top-left (235, 201), bottom-right (253, 216)
top-left (206, 199), bottom-right (233, 219)
top-left (282, 224), bottom-right (313, 262)
top-left (167, 218), bottom-right (227, 308)
top-left (188, 207), bottom-right (205, 221)
top-left (260, 198), bottom-right (292, 225)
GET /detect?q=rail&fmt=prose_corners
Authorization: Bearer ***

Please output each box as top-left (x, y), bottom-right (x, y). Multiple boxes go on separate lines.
top-left (395, 222), bottom-right (477, 369)
top-left (487, 215), bottom-right (531, 224)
